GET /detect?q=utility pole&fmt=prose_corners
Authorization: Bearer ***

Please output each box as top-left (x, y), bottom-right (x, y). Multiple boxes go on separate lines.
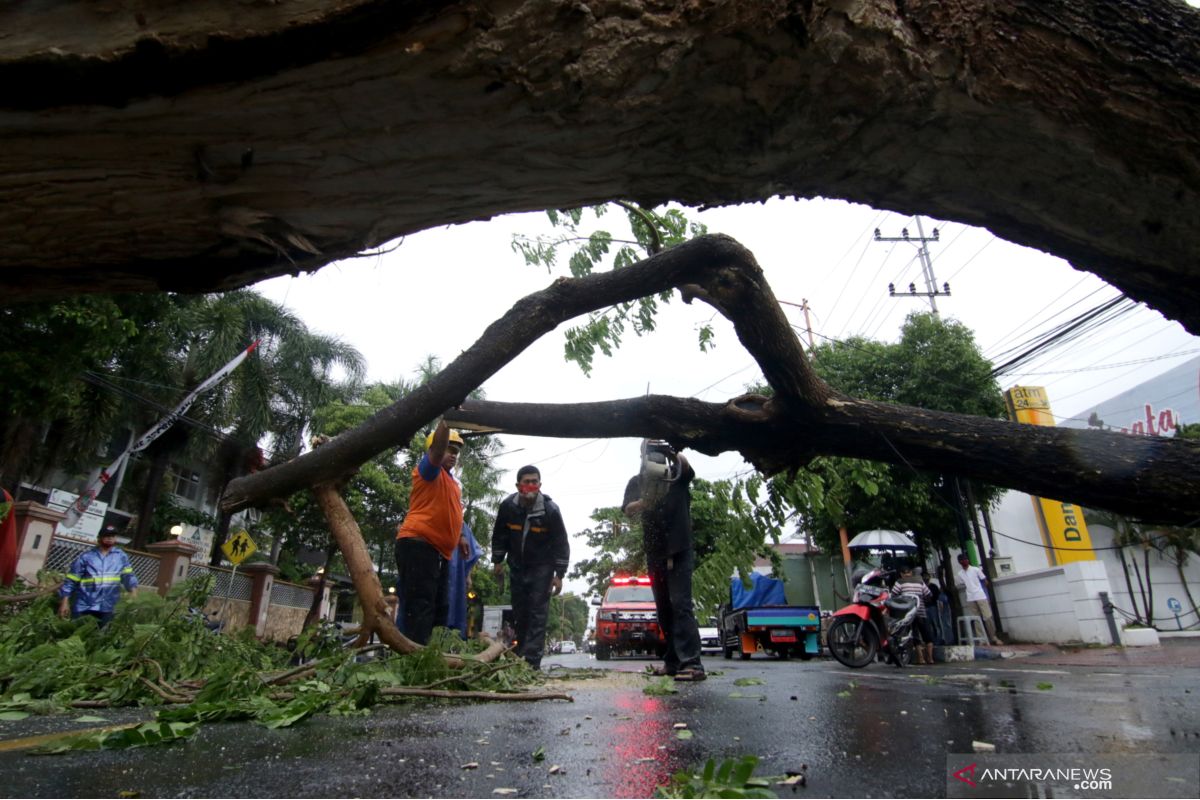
top-left (875, 216), bottom-right (950, 318)
top-left (779, 298), bottom-right (818, 349)
top-left (800, 298), bottom-right (816, 349)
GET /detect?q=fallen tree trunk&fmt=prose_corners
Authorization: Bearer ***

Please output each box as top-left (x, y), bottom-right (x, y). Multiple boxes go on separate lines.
top-left (3, 1), bottom-right (1200, 336)
top-left (443, 395), bottom-right (1200, 524)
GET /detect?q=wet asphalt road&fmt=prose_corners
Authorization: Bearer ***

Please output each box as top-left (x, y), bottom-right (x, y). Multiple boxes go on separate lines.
top-left (1, 650), bottom-right (1198, 798)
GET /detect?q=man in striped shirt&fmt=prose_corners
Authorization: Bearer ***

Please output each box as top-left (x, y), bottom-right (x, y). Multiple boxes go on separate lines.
top-left (57, 529), bottom-right (138, 625)
top-left (892, 564), bottom-right (934, 665)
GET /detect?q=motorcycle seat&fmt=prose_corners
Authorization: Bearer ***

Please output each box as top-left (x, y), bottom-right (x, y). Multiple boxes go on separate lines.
top-left (885, 594), bottom-right (917, 613)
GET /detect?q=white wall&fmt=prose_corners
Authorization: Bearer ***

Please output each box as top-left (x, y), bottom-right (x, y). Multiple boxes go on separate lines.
top-left (989, 560), bottom-right (1117, 645)
top-left (975, 491), bottom-right (1200, 634)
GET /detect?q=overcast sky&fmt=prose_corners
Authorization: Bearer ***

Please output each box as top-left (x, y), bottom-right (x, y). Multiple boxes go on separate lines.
top-left (255, 197), bottom-right (1200, 596)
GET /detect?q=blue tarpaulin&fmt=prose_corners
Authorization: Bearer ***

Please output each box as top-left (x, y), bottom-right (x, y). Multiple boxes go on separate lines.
top-left (730, 572), bottom-right (788, 609)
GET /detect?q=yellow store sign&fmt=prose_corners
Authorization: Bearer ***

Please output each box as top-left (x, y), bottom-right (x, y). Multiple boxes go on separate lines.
top-left (1003, 386), bottom-right (1096, 566)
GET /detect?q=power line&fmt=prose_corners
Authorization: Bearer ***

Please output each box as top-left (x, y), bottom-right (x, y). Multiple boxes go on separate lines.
top-left (982, 280), bottom-right (1103, 360)
top-left (990, 296), bottom-right (1138, 377)
top-left (1002, 347), bottom-right (1200, 376)
top-left (825, 212), bottom-right (894, 336)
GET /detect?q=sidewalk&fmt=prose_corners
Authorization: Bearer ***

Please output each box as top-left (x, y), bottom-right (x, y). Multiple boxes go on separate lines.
top-left (989, 635), bottom-right (1200, 668)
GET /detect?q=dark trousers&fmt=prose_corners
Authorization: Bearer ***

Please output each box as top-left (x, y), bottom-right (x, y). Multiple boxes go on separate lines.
top-left (73, 610), bottom-right (114, 626)
top-left (914, 615), bottom-right (935, 644)
top-left (511, 563), bottom-right (554, 668)
top-left (647, 549), bottom-right (702, 672)
top-left (395, 537), bottom-right (449, 645)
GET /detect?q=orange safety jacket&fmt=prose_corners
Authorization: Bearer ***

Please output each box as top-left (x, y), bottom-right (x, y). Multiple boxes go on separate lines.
top-left (396, 461), bottom-right (463, 560)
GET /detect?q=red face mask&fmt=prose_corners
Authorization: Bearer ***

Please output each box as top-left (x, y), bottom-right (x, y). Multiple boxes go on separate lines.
top-left (518, 482), bottom-right (540, 496)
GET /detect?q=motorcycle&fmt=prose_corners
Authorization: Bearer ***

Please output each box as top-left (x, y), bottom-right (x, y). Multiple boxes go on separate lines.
top-left (826, 566), bottom-right (919, 669)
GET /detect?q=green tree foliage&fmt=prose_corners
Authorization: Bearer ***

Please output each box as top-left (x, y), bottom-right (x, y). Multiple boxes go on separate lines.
top-left (791, 312), bottom-right (1007, 554)
top-left (0, 294), bottom-right (181, 490)
top-left (1176, 422), bottom-right (1200, 440)
top-left (546, 593), bottom-right (589, 643)
top-left (689, 475), bottom-right (808, 618)
top-left (568, 506), bottom-right (644, 598)
top-left (512, 203), bottom-right (710, 374)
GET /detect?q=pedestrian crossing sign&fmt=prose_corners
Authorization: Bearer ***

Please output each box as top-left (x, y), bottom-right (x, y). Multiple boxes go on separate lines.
top-left (222, 529), bottom-right (257, 565)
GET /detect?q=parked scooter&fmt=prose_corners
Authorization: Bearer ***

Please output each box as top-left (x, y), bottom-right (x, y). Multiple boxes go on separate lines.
top-left (826, 566), bottom-right (919, 669)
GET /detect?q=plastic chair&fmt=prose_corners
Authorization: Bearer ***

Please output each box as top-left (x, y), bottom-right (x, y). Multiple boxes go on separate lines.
top-left (956, 615), bottom-right (989, 647)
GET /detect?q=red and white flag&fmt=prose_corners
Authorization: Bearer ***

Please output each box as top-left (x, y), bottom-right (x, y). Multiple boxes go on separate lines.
top-left (61, 340), bottom-right (260, 530)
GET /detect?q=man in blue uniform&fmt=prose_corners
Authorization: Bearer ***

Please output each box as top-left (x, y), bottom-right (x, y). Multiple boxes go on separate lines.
top-left (58, 529), bottom-right (138, 625)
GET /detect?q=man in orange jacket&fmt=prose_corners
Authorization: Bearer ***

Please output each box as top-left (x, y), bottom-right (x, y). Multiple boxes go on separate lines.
top-left (395, 419), bottom-right (471, 645)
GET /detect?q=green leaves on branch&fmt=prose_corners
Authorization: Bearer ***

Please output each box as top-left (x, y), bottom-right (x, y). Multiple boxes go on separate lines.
top-left (0, 579), bottom-right (545, 752)
top-left (513, 203), bottom-right (708, 374)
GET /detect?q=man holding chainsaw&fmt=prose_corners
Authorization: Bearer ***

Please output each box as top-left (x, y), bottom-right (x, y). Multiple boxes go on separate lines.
top-left (623, 440), bottom-right (705, 681)
top-left (492, 465), bottom-right (570, 668)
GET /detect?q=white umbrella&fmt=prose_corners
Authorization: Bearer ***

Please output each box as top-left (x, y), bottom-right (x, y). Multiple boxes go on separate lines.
top-left (846, 529), bottom-right (917, 551)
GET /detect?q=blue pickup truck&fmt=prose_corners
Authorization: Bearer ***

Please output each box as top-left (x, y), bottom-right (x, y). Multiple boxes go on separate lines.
top-left (718, 572), bottom-right (821, 660)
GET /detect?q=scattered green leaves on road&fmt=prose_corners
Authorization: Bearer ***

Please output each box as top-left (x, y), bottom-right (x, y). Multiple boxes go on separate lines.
top-left (656, 756), bottom-right (777, 799)
top-left (1037, 682), bottom-right (1054, 691)
top-left (643, 678), bottom-right (680, 696)
top-left (733, 677), bottom-right (765, 686)
top-left (532, 745), bottom-right (546, 762)
top-left (31, 721), bottom-right (198, 754)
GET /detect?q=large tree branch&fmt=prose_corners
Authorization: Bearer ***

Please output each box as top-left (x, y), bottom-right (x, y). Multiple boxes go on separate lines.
top-left (223, 234), bottom-right (758, 512)
top-left (226, 231), bottom-right (1200, 528)
top-left (443, 396), bottom-right (1200, 525)
top-left (3, 1), bottom-right (1200, 334)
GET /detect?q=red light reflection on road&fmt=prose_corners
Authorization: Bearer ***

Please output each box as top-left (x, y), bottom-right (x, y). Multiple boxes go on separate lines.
top-left (604, 693), bottom-right (674, 797)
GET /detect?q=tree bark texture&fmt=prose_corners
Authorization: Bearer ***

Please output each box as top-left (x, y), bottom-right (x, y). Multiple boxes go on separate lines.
top-left (226, 234), bottom-right (1200, 525)
top-left (3, 1), bottom-right (1200, 335)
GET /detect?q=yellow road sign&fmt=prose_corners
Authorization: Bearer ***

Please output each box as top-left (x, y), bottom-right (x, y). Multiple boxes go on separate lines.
top-left (221, 529), bottom-right (257, 565)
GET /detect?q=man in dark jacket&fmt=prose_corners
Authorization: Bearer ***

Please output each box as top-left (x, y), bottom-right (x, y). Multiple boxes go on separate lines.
top-left (623, 441), bottom-right (705, 681)
top-left (492, 465), bottom-right (570, 668)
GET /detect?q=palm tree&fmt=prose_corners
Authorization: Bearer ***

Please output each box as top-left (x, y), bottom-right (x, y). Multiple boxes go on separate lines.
top-left (118, 290), bottom-right (364, 555)
top-left (1087, 508), bottom-right (1153, 625)
top-left (1160, 525), bottom-right (1200, 624)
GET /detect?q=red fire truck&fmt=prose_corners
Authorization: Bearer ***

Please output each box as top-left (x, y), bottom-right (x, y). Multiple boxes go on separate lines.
top-left (592, 575), bottom-right (665, 660)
